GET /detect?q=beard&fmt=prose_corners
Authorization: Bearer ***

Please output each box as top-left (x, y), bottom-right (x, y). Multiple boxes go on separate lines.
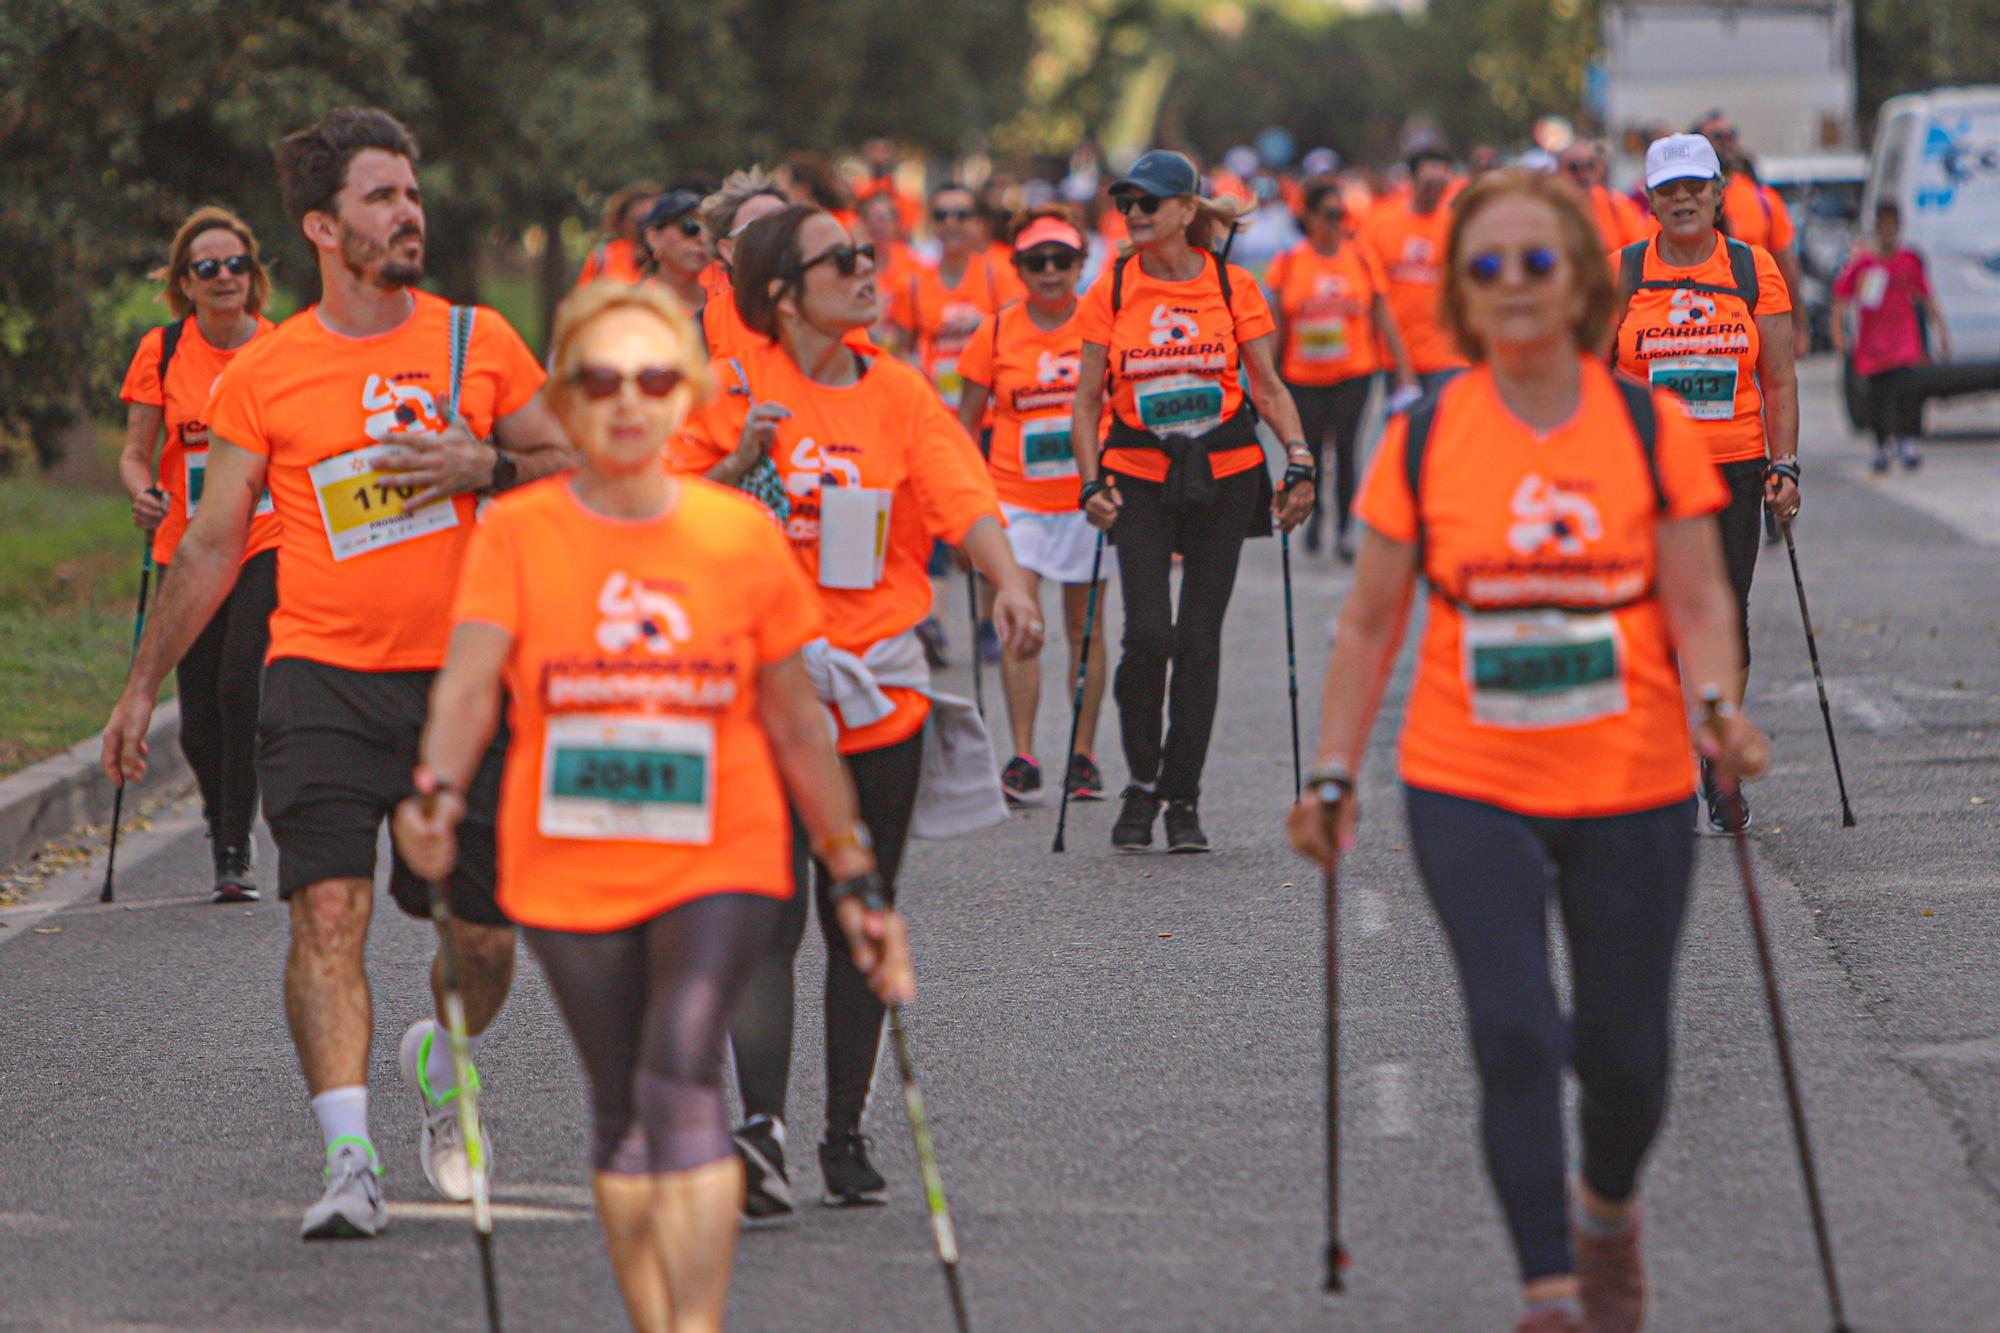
top-left (339, 221), bottom-right (425, 290)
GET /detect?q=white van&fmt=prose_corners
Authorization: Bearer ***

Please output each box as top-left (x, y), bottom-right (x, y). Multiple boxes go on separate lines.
top-left (1859, 87), bottom-right (2000, 416)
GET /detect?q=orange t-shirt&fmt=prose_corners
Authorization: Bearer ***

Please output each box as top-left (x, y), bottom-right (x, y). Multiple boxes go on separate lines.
top-left (1075, 254), bottom-right (1275, 484)
top-left (955, 302), bottom-right (1108, 512)
top-left (1588, 185), bottom-right (1647, 250)
top-left (854, 177), bottom-right (922, 236)
top-left (1264, 241), bottom-right (1387, 385)
top-left (666, 341), bottom-right (1001, 754)
top-left (869, 241), bottom-right (920, 348)
top-left (1358, 199), bottom-right (1466, 374)
top-left (890, 256), bottom-right (1024, 410)
top-left (207, 291), bottom-right (546, 671)
top-left (576, 237), bottom-right (644, 288)
top-left (1638, 176), bottom-right (1797, 255)
top-left (1355, 362), bottom-right (1728, 818)
top-left (453, 478), bottom-right (821, 932)
top-left (119, 316), bottom-right (281, 567)
top-left (1612, 235), bottom-right (1790, 464)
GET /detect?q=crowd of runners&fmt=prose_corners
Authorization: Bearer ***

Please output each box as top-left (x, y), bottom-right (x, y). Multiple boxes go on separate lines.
top-left (87, 98), bottom-right (1922, 1332)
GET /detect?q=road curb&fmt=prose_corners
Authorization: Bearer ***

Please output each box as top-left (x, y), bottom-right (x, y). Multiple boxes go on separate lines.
top-left (0, 702), bottom-right (189, 871)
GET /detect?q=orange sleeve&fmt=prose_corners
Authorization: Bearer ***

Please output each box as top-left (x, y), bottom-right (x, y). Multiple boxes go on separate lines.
top-left (1360, 246), bottom-right (1391, 296)
top-left (207, 346), bottom-right (271, 457)
top-left (118, 328), bottom-right (166, 407)
top-left (664, 382), bottom-right (745, 474)
top-left (745, 505), bottom-right (825, 662)
top-left (887, 271), bottom-right (920, 335)
top-left (1751, 246), bottom-right (1792, 317)
top-left (471, 310), bottom-right (548, 419)
top-left (904, 383), bottom-right (1001, 544)
top-left (1764, 188), bottom-right (1797, 252)
top-left (1075, 273), bottom-right (1114, 347)
top-left (1227, 264), bottom-right (1276, 344)
top-left (1650, 397), bottom-right (1731, 520)
top-left (1263, 250), bottom-right (1291, 304)
top-left (956, 312), bottom-right (998, 389)
top-left (449, 505), bottom-right (525, 636)
top-left (1353, 413), bottom-right (1417, 544)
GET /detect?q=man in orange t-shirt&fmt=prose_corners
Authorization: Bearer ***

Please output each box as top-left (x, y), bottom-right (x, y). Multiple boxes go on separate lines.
top-left (1359, 147), bottom-right (1469, 385)
top-left (1695, 116), bottom-right (1810, 357)
top-left (101, 107), bottom-right (568, 1242)
top-left (1559, 141), bottom-right (1646, 249)
top-left (889, 183), bottom-right (1024, 410)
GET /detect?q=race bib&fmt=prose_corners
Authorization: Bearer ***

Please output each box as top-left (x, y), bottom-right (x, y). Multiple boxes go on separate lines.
top-left (1134, 374), bottom-right (1224, 438)
top-left (1295, 315), bottom-right (1351, 364)
top-left (1858, 266), bottom-right (1889, 310)
top-left (818, 484), bottom-right (892, 590)
top-left (1461, 609), bottom-right (1628, 729)
top-left (1648, 356), bottom-right (1738, 422)
top-left (185, 449), bottom-right (275, 519)
top-left (539, 715), bottom-right (715, 844)
top-left (308, 444), bottom-right (459, 562)
top-left (1019, 414), bottom-right (1078, 480)
top-left (930, 356), bottom-right (964, 409)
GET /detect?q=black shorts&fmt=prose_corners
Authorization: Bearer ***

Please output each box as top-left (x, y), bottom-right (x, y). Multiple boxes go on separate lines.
top-left (257, 658), bottom-right (508, 926)
top-left (1716, 458), bottom-right (1766, 669)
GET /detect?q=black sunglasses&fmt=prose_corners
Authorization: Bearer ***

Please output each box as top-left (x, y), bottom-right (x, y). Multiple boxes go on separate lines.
top-left (655, 215), bottom-right (702, 238)
top-left (1016, 249), bottom-right (1078, 274)
top-left (797, 242), bottom-right (876, 278)
top-left (1314, 207), bottom-right (1347, 223)
top-left (1466, 246), bottom-right (1559, 285)
top-left (571, 364), bottom-right (687, 401)
top-left (932, 208), bottom-right (974, 223)
top-left (189, 255), bottom-right (253, 280)
top-left (1114, 194), bottom-right (1166, 216)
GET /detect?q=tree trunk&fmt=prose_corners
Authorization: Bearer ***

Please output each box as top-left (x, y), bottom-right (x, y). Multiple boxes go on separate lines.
top-left (537, 201), bottom-right (572, 351)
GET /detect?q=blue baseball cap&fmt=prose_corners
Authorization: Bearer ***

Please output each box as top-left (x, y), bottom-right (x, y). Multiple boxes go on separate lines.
top-left (1110, 150), bottom-right (1200, 199)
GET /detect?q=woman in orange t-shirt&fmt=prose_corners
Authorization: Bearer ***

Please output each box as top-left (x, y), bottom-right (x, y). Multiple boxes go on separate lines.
top-left (1288, 172), bottom-right (1770, 1333)
top-left (1073, 149), bottom-right (1314, 854)
top-left (957, 207), bottom-right (1115, 807)
top-left (1610, 133), bottom-right (1798, 833)
top-left (1266, 175), bottom-right (1419, 562)
top-left (393, 283), bottom-right (912, 1329)
top-left (668, 204), bottom-right (1041, 1211)
top-left (114, 206), bottom-right (279, 903)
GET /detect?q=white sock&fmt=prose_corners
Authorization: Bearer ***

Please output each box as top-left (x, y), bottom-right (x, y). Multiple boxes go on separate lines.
top-left (311, 1087), bottom-right (371, 1159)
top-left (423, 1020), bottom-right (483, 1098)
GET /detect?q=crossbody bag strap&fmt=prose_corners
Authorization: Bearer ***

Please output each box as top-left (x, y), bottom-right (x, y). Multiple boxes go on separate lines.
top-left (447, 304), bottom-right (476, 419)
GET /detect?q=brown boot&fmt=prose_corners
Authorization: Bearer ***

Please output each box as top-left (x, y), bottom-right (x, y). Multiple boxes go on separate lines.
top-left (1575, 1202), bottom-right (1646, 1333)
top-left (1513, 1306), bottom-right (1582, 1333)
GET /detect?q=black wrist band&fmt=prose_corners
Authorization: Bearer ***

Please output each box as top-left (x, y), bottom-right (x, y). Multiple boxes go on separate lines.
top-left (827, 871), bottom-right (889, 913)
top-left (1765, 457), bottom-right (1800, 484)
top-left (1078, 478), bottom-right (1109, 511)
top-left (1281, 461), bottom-right (1315, 490)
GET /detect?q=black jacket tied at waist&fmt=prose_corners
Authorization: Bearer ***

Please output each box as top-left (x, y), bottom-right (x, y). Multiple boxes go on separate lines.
top-left (1105, 408), bottom-right (1274, 537)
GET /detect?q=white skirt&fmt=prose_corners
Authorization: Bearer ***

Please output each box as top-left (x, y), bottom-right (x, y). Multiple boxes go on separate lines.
top-left (1000, 503), bottom-right (1117, 585)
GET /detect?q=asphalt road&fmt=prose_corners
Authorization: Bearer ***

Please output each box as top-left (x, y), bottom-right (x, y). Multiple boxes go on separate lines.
top-left (2, 358), bottom-right (1996, 1331)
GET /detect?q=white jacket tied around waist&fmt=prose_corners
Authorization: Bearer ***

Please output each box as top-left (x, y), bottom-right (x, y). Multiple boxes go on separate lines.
top-left (799, 629), bottom-right (1007, 840)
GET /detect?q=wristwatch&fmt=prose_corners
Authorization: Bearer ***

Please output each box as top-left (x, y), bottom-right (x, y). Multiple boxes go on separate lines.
top-left (826, 870), bottom-right (890, 913)
top-left (484, 446), bottom-right (520, 495)
top-left (1302, 761), bottom-right (1354, 806)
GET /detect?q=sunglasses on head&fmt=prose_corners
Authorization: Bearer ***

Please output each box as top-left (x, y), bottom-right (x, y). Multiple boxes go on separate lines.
top-left (190, 255), bottom-right (253, 280)
top-left (797, 241), bottom-right (876, 278)
top-left (1016, 248), bottom-right (1078, 274)
top-left (932, 208), bottom-right (974, 223)
top-left (1465, 246), bottom-right (1559, 285)
top-left (571, 365), bottom-right (686, 401)
top-left (1114, 193), bottom-right (1167, 216)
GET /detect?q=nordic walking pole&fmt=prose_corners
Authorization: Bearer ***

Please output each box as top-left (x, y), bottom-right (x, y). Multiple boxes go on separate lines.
top-left (1321, 858), bottom-right (1347, 1292)
top-left (424, 857), bottom-right (503, 1333)
top-left (1051, 530), bottom-right (1107, 853)
top-left (888, 1006), bottom-right (972, 1333)
top-left (966, 567), bottom-right (985, 721)
top-left (1281, 530), bottom-right (1303, 798)
top-left (1704, 696), bottom-right (1851, 1332)
top-left (1779, 520), bottom-right (1857, 827)
top-left (102, 506), bottom-right (162, 905)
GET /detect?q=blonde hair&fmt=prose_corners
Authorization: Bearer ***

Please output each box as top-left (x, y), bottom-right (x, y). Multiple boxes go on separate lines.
top-left (1118, 192), bottom-right (1247, 257)
top-left (545, 281), bottom-right (716, 432)
top-left (151, 205), bottom-right (269, 320)
top-left (701, 166), bottom-right (787, 245)
top-left (601, 181), bottom-right (661, 237)
top-left (1440, 169), bottom-right (1617, 363)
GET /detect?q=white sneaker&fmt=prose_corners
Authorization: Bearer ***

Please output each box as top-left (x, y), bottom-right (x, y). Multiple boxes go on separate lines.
top-left (398, 1019), bottom-right (491, 1203)
top-left (301, 1141), bottom-right (386, 1240)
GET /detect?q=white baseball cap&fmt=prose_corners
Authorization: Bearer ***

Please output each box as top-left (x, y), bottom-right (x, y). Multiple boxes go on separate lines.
top-left (1644, 133), bottom-right (1722, 190)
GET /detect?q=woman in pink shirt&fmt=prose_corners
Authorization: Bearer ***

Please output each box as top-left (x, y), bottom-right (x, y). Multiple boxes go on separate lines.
top-left (1833, 201), bottom-right (1951, 472)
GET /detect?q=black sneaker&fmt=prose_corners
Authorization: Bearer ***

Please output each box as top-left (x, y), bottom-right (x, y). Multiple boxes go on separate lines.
top-left (1164, 800), bottom-right (1210, 853)
top-left (1001, 754), bottom-right (1044, 807)
top-left (819, 1131), bottom-right (887, 1207)
top-left (734, 1116), bottom-right (794, 1225)
top-left (1700, 759), bottom-right (1749, 835)
top-left (1066, 753), bottom-right (1106, 802)
top-left (213, 843), bottom-right (259, 904)
top-left (1111, 785), bottom-right (1160, 852)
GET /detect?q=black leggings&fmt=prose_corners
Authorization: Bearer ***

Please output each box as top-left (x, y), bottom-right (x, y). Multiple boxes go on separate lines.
top-left (1110, 467), bottom-right (1261, 803)
top-left (526, 893), bottom-right (783, 1176)
top-left (1865, 366), bottom-right (1922, 445)
top-left (1717, 458), bottom-right (1765, 671)
top-left (729, 730), bottom-right (923, 1137)
top-left (168, 548), bottom-right (277, 850)
top-left (1287, 375), bottom-right (1374, 544)
top-left (1405, 786), bottom-right (1694, 1283)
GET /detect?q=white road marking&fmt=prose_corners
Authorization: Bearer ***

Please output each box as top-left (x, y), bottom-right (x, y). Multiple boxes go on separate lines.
top-left (1902, 1035), bottom-right (2000, 1066)
top-left (1832, 456), bottom-right (2000, 548)
top-left (1367, 1061), bottom-right (1416, 1139)
top-left (1352, 882), bottom-right (1390, 938)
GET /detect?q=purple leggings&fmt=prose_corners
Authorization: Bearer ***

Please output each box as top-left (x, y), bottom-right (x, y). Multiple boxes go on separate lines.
top-left (525, 892), bottom-right (783, 1176)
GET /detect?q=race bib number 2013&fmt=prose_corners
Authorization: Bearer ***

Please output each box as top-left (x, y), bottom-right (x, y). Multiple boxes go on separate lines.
top-left (308, 444), bottom-right (458, 562)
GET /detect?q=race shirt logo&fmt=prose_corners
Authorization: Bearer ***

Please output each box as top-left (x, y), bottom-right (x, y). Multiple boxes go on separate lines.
top-left (1391, 236), bottom-right (1440, 286)
top-left (1011, 349), bottom-right (1081, 415)
top-left (935, 299), bottom-right (986, 355)
top-left (362, 373), bottom-right (447, 442)
top-left (778, 434), bottom-right (863, 545)
top-left (1507, 474), bottom-right (1601, 556)
top-left (595, 571), bottom-right (692, 655)
top-left (1148, 303), bottom-right (1204, 346)
top-left (1668, 289), bottom-right (1717, 326)
top-left (1455, 473), bottom-right (1647, 607)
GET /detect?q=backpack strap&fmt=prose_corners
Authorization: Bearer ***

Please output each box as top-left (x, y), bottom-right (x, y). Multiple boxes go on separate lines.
top-left (157, 319), bottom-right (186, 392)
top-left (1401, 390), bottom-right (1444, 577)
top-left (1110, 252), bottom-right (1132, 316)
top-left (446, 305), bottom-right (476, 419)
top-left (1724, 236), bottom-right (1760, 310)
top-left (1212, 248), bottom-right (1234, 315)
top-left (1610, 375), bottom-right (1667, 513)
